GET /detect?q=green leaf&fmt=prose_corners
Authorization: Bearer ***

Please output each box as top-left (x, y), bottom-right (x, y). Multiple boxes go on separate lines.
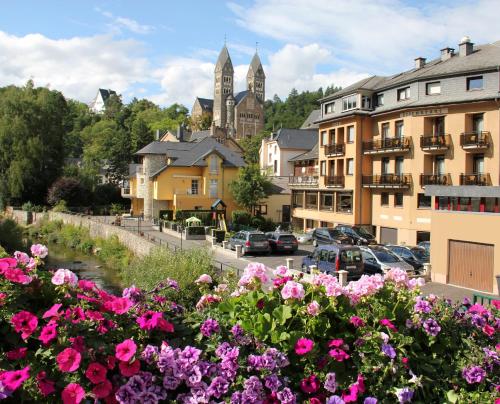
top-left (446, 390), bottom-right (459, 403)
top-left (273, 305), bottom-right (292, 325)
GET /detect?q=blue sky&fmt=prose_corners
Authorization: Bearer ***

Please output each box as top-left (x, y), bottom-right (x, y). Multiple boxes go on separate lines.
top-left (1, 0), bottom-right (499, 107)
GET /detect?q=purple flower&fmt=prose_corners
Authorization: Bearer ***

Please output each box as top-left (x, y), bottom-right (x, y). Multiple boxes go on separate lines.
top-left (396, 387), bottom-right (414, 403)
top-left (422, 318), bottom-right (441, 337)
top-left (122, 285), bottom-right (143, 303)
top-left (326, 396), bottom-right (345, 404)
top-left (163, 375), bottom-right (181, 390)
top-left (231, 391), bottom-right (244, 403)
top-left (324, 372), bottom-right (337, 393)
top-left (414, 298), bottom-right (432, 313)
top-left (276, 387), bottom-right (296, 404)
top-left (264, 374), bottom-right (282, 392)
top-left (462, 366), bottom-right (486, 384)
top-left (200, 318), bottom-right (220, 337)
top-left (381, 343), bottom-right (396, 359)
top-left (207, 376), bottom-right (230, 398)
top-left (116, 385), bottom-right (138, 404)
top-left (231, 324), bottom-right (244, 338)
top-left (0, 381), bottom-right (11, 400)
top-left (141, 345), bottom-right (159, 364)
top-left (364, 398), bottom-right (378, 404)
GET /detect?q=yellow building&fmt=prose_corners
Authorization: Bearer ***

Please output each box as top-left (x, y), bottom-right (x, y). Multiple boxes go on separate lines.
top-left (122, 137), bottom-right (245, 220)
top-left (291, 37), bottom-right (500, 293)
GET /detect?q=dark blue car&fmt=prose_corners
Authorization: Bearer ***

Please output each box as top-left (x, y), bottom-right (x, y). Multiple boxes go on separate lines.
top-left (301, 245), bottom-right (364, 279)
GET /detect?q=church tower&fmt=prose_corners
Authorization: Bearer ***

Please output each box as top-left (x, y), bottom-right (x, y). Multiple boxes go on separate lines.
top-left (247, 52), bottom-right (265, 103)
top-left (213, 45), bottom-right (234, 127)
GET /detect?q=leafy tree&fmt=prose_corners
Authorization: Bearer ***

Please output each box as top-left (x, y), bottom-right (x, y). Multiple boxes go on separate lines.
top-left (239, 130), bottom-right (271, 164)
top-left (47, 177), bottom-right (89, 206)
top-left (229, 165), bottom-right (272, 214)
top-left (130, 117), bottom-right (154, 153)
top-left (190, 112), bottom-right (212, 131)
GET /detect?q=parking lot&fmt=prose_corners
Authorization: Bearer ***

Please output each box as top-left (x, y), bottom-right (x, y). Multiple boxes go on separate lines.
top-left (241, 243), bottom-right (314, 269)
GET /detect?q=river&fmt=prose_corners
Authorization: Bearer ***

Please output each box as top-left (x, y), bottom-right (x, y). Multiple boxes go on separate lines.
top-left (44, 243), bottom-right (123, 294)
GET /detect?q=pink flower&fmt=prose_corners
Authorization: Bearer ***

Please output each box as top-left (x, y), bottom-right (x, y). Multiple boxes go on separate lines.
top-left (492, 300), bottom-right (500, 310)
top-left (92, 379), bottom-right (112, 398)
top-left (51, 269), bottom-right (78, 286)
top-left (273, 265), bottom-right (291, 277)
top-left (0, 292), bottom-right (6, 306)
top-left (4, 268), bottom-right (32, 284)
top-left (307, 301), bottom-right (320, 316)
top-left (483, 324), bottom-right (495, 337)
top-left (69, 336), bottom-right (86, 353)
top-left (85, 310), bottom-right (104, 322)
top-left (328, 339), bottom-right (344, 348)
top-left (30, 244), bottom-right (48, 258)
top-left (329, 348), bottom-right (350, 362)
top-left (115, 339), bottom-right (137, 362)
top-left (136, 311), bottom-right (163, 330)
top-left (238, 262), bottom-right (269, 287)
top-left (42, 303), bottom-right (63, 319)
top-left (281, 280), bottom-right (305, 300)
top-left (57, 348), bottom-right (82, 372)
top-left (78, 279), bottom-right (95, 291)
top-left (350, 316), bottom-right (365, 328)
top-left (36, 371), bottom-right (55, 397)
top-left (196, 294), bottom-right (222, 311)
top-left (118, 359), bottom-right (140, 377)
top-left (14, 251), bottom-right (30, 265)
top-left (85, 362), bottom-right (107, 384)
top-left (157, 318), bottom-right (175, 333)
top-left (384, 268), bottom-right (409, 286)
top-left (6, 347), bottom-right (28, 360)
top-left (0, 366), bottom-right (30, 392)
top-left (0, 257), bottom-right (17, 274)
top-left (300, 374), bottom-right (320, 394)
top-left (11, 311), bottom-right (38, 339)
top-left (195, 274), bottom-right (213, 284)
top-left (61, 383), bottom-right (85, 404)
top-left (468, 303), bottom-right (488, 315)
top-left (65, 307), bottom-right (86, 324)
top-left (110, 297), bottom-right (132, 314)
top-left (380, 318), bottom-right (398, 332)
top-left (39, 324), bottom-right (58, 345)
top-left (295, 338), bottom-right (314, 355)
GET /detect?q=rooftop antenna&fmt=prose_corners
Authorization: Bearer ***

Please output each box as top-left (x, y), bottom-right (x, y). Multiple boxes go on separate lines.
top-left (255, 41), bottom-right (259, 53)
top-left (224, 34), bottom-right (227, 46)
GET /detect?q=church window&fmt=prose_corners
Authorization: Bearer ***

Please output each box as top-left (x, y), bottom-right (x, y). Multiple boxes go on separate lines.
top-left (256, 82), bottom-right (263, 89)
top-left (223, 76), bottom-right (232, 83)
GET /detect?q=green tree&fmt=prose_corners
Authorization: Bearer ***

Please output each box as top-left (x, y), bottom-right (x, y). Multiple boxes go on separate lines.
top-left (130, 117), bottom-right (153, 153)
top-left (229, 165), bottom-right (272, 214)
top-left (239, 130), bottom-right (271, 164)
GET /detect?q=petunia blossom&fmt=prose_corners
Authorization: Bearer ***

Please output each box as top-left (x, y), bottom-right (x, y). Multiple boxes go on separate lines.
top-left (115, 339), bottom-right (137, 362)
top-left (11, 311), bottom-right (38, 339)
top-left (57, 348), bottom-right (82, 372)
top-left (295, 338), bottom-right (314, 355)
top-left (61, 383), bottom-right (85, 404)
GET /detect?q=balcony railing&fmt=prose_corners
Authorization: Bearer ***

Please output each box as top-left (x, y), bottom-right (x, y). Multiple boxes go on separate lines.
top-left (460, 131), bottom-right (490, 150)
top-left (325, 175), bottom-right (345, 187)
top-left (420, 134), bottom-right (451, 151)
top-left (289, 176), bottom-right (319, 187)
top-left (362, 173), bottom-right (412, 188)
top-left (324, 143), bottom-right (345, 157)
top-left (363, 136), bottom-right (411, 154)
top-left (420, 174), bottom-right (451, 186)
top-left (174, 189), bottom-right (200, 196)
top-left (459, 173), bottom-right (491, 186)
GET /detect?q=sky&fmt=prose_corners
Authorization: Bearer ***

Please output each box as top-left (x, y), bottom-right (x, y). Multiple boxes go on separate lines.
top-left (1, 0), bottom-right (499, 108)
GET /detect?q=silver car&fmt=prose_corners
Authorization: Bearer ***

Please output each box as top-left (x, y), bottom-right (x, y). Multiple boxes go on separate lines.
top-left (359, 245), bottom-right (414, 274)
top-left (296, 229), bottom-right (314, 244)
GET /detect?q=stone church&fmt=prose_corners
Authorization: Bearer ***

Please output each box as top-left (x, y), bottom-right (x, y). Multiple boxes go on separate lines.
top-left (191, 45), bottom-right (266, 140)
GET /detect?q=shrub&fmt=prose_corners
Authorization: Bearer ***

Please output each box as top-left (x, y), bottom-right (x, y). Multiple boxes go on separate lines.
top-left (185, 226), bottom-right (206, 236)
top-left (232, 210), bottom-right (252, 226)
top-left (92, 183), bottom-right (122, 206)
top-left (52, 200), bottom-right (69, 212)
top-left (47, 177), bottom-right (89, 207)
top-left (0, 217), bottom-right (23, 252)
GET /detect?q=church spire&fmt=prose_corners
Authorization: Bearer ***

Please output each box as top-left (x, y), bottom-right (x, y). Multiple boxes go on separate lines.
top-left (248, 52), bottom-right (265, 77)
top-left (247, 51), bottom-right (265, 103)
top-left (215, 44), bottom-right (233, 72)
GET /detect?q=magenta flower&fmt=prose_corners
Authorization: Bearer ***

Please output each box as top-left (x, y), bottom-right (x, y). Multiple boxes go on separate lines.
top-left (42, 303), bottom-right (63, 319)
top-left (136, 311), bottom-right (163, 330)
top-left (39, 324), bottom-right (58, 345)
top-left (57, 348), bottom-right (82, 372)
top-left (329, 348), bottom-right (350, 362)
top-left (61, 383), bottom-right (85, 404)
top-left (115, 339), bottom-right (137, 362)
top-left (85, 362), bottom-right (107, 384)
top-left (295, 338), bottom-right (314, 355)
top-left (328, 339), bottom-right (344, 348)
top-left (300, 374), bottom-right (320, 394)
top-left (379, 318), bottom-right (397, 332)
top-left (200, 318), bottom-right (220, 337)
top-left (462, 365), bottom-right (486, 384)
top-left (11, 310), bottom-right (38, 339)
top-left (349, 316), bottom-right (365, 327)
top-left (4, 268), bottom-right (32, 284)
top-left (0, 366), bottom-right (30, 392)
top-left (110, 297), bottom-right (133, 314)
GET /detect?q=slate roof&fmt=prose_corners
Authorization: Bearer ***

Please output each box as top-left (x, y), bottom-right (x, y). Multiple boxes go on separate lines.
top-left (300, 109), bottom-right (321, 129)
top-left (234, 90), bottom-right (249, 105)
top-left (321, 76), bottom-right (385, 101)
top-left (249, 53), bottom-right (266, 77)
top-left (269, 176), bottom-right (291, 195)
top-left (196, 97), bottom-right (213, 112)
top-left (98, 89), bottom-right (117, 101)
top-left (270, 128), bottom-right (318, 150)
top-left (289, 143), bottom-right (319, 162)
top-left (216, 45), bottom-right (233, 70)
top-left (184, 130), bottom-right (211, 143)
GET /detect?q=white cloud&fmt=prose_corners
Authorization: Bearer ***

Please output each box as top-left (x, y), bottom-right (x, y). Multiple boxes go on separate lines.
top-left (0, 31), bottom-right (150, 102)
top-left (96, 8), bottom-right (155, 34)
top-left (228, 0), bottom-right (500, 72)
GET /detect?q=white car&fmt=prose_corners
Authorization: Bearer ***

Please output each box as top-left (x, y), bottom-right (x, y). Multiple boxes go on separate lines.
top-left (296, 229), bottom-right (314, 244)
top-left (359, 245), bottom-right (414, 274)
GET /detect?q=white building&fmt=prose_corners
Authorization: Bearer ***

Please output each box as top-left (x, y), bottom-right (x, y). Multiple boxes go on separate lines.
top-left (89, 89), bottom-right (117, 113)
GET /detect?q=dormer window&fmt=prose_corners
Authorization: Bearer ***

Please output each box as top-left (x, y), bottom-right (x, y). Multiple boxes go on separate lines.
top-left (324, 102), bottom-right (335, 114)
top-left (397, 87), bottom-right (410, 101)
top-left (342, 94), bottom-right (357, 111)
top-left (376, 93), bottom-right (384, 106)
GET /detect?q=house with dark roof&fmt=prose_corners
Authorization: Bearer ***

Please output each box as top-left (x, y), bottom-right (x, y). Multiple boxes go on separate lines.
top-left (89, 89), bottom-right (117, 113)
top-left (122, 137), bottom-right (245, 220)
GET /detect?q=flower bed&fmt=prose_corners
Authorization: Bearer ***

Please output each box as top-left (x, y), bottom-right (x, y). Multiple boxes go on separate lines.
top-left (0, 247), bottom-right (498, 403)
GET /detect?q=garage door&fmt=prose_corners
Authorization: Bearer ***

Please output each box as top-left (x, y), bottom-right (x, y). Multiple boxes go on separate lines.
top-left (380, 227), bottom-right (397, 244)
top-left (448, 240), bottom-right (494, 293)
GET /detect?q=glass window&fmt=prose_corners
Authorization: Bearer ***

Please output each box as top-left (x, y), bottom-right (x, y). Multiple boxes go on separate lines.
top-left (395, 193), bottom-right (404, 207)
top-left (255, 205), bottom-right (267, 215)
top-left (292, 191), bottom-right (303, 208)
top-left (372, 249), bottom-right (400, 263)
top-left (340, 249), bottom-right (362, 263)
top-left (376, 93), bottom-right (384, 106)
top-left (397, 87), bottom-right (410, 101)
top-left (342, 94), bottom-right (357, 111)
top-left (249, 234), bottom-right (267, 241)
top-left (209, 179), bottom-right (218, 198)
top-left (473, 154), bottom-right (484, 174)
top-left (471, 197), bottom-right (480, 212)
top-left (395, 121), bottom-right (404, 138)
top-left (328, 251), bottom-right (337, 263)
top-left (306, 192), bottom-right (318, 209)
top-left (320, 161), bottom-right (326, 176)
top-left (451, 197), bottom-right (459, 211)
top-left (381, 123), bottom-right (390, 139)
top-left (191, 180), bottom-right (199, 195)
top-left (321, 131), bottom-right (328, 145)
top-left (395, 157), bottom-right (404, 175)
top-left (210, 156), bottom-right (218, 173)
top-left (382, 157), bottom-right (390, 175)
top-left (484, 198), bottom-right (497, 212)
top-left (381, 192), bottom-right (389, 206)
top-left (346, 158), bottom-right (354, 175)
top-left (467, 76), bottom-right (483, 91)
top-left (321, 193), bottom-right (334, 210)
top-left (472, 113), bottom-right (484, 133)
top-left (347, 126), bottom-right (355, 142)
top-left (459, 197), bottom-right (470, 212)
top-left (435, 155), bottom-right (445, 175)
top-left (426, 82), bottom-right (441, 95)
top-left (337, 193), bottom-right (353, 213)
top-left (438, 196), bottom-right (449, 210)
top-left (324, 102), bottom-right (335, 114)
top-left (417, 193), bottom-right (431, 209)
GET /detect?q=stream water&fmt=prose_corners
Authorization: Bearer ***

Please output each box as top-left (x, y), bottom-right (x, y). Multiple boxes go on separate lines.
top-left (44, 243), bottom-right (123, 294)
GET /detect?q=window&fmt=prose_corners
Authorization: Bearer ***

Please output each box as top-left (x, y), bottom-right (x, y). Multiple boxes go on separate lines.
top-left (395, 156), bottom-right (404, 175)
top-left (320, 161), bottom-right (326, 176)
top-left (438, 196), bottom-right (448, 210)
top-left (273, 160), bottom-right (277, 174)
top-left (381, 123), bottom-right (390, 139)
top-left (426, 81), bottom-right (441, 95)
top-left (473, 154), bottom-right (484, 174)
top-left (382, 157), bottom-right (390, 175)
top-left (417, 193), bottom-right (431, 209)
top-left (346, 158), bottom-right (354, 175)
top-left (435, 155), bottom-right (445, 175)
top-left (210, 156), bottom-right (218, 173)
top-left (306, 219), bottom-right (315, 229)
top-left (223, 88), bottom-right (231, 94)
top-left (395, 193), bottom-right (404, 207)
top-left (337, 193), bottom-right (353, 213)
top-left (305, 192), bottom-right (318, 209)
top-left (209, 179), bottom-right (218, 198)
top-left (381, 192), bottom-right (389, 206)
top-left (362, 95), bottom-right (371, 109)
top-left (274, 145), bottom-right (277, 153)
top-left (255, 205), bottom-right (267, 215)
top-left (268, 152), bottom-right (272, 163)
top-left (321, 193), bottom-right (334, 210)
top-left (223, 76), bottom-right (232, 83)
top-left (347, 125), bottom-right (355, 142)
top-left (292, 191), bottom-right (303, 208)
top-left (191, 180), bottom-right (199, 195)
top-left (342, 94), bottom-right (357, 111)
top-left (467, 76), bottom-right (483, 91)
top-left (397, 87), bottom-right (410, 101)
top-left (395, 121), bottom-right (404, 138)
top-left (324, 102), bottom-right (335, 114)
top-left (321, 131), bottom-right (328, 145)
top-left (376, 93), bottom-right (384, 106)
top-left (472, 113), bottom-right (484, 133)
top-left (140, 177), bottom-right (145, 185)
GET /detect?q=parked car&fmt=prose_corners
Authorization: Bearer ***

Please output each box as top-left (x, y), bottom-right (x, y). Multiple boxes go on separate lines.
top-left (334, 225), bottom-right (377, 245)
top-left (229, 231), bottom-right (270, 255)
top-left (312, 227), bottom-right (353, 246)
top-left (265, 232), bottom-right (298, 254)
top-left (359, 245), bottom-right (414, 274)
top-left (301, 245), bottom-right (364, 279)
top-left (385, 245), bottom-right (430, 273)
top-left (296, 229), bottom-right (314, 244)
top-left (418, 241), bottom-right (430, 254)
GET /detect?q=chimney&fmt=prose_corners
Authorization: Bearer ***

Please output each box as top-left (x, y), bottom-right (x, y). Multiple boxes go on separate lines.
top-left (155, 129), bottom-right (160, 140)
top-left (459, 36), bottom-right (473, 57)
top-left (440, 47), bottom-right (454, 61)
top-left (176, 125), bottom-right (184, 142)
top-left (414, 57), bottom-right (426, 69)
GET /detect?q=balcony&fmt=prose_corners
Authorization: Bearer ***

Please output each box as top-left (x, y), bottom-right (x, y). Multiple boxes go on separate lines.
top-left (460, 131), bottom-right (490, 151)
top-left (289, 176), bottom-right (319, 187)
top-left (420, 174), bottom-right (451, 186)
top-left (459, 173), bottom-right (491, 186)
top-left (325, 175), bottom-right (345, 188)
top-left (324, 143), bottom-right (345, 157)
top-left (362, 173), bottom-right (412, 189)
top-left (420, 134), bottom-right (450, 152)
top-left (363, 137), bottom-right (411, 154)
top-left (174, 189), bottom-right (200, 196)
